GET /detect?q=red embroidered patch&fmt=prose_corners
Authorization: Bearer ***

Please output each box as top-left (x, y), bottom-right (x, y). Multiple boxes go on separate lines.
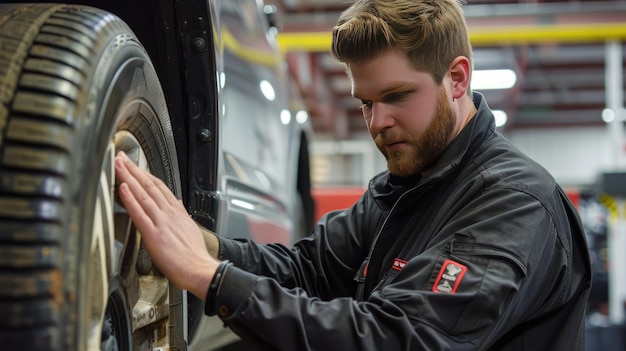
top-left (392, 258), bottom-right (408, 271)
top-left (432, 259), bottom-right (467, 293)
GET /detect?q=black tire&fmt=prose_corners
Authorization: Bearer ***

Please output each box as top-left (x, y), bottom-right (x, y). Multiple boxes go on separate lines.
top-left (0, 4), bottom-right (183, 350)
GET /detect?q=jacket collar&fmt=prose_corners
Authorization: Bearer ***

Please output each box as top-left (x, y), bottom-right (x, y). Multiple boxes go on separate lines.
top-left (424, 92), bottom-right (495, 180)
top-left (370, 92), bottom-right (496, 200)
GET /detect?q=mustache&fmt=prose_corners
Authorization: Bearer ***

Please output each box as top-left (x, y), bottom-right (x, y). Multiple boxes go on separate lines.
top-left (375, 130), bottom-right (405, 145)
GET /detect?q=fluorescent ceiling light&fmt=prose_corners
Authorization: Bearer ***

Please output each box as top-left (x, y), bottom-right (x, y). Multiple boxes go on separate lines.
top-left (602, 108), bottom-right (615, 123)
top-left (493, 110), bottom-right (508, 128)
top-left (601, 108), bottom-right (625, 123)
top-left (471, 69), bottom-right (517, 90)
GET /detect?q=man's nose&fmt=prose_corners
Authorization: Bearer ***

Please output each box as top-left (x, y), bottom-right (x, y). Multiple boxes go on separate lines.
top-left (368, 103), bottom-right (395, 135)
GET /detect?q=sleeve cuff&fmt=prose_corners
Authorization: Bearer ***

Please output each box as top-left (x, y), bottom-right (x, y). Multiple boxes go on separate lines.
top-left (204, 260), bottom-right (232, 316)
top-left (217, 236), bottom-right (245, 267)
top-left (204, 264), bottom-right (257, 318)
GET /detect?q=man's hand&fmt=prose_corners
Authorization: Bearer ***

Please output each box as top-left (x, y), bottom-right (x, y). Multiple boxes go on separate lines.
top-left (114, 151), bottom-right (218, 300)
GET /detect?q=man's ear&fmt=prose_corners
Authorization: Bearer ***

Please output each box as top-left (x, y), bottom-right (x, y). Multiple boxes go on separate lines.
top-left (448, 56), bottom-right (471, 100)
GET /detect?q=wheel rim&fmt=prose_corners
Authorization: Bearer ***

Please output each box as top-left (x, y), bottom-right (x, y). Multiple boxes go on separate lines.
top-left (86, 102), bottom-right (171, 351)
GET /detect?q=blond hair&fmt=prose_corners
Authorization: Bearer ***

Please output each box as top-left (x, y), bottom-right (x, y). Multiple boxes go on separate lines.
top-left (332, 0), bottom-right (472, 88)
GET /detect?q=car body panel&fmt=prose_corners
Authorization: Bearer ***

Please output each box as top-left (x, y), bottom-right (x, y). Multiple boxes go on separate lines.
top-left (189, 2), bottom-right (310, 347)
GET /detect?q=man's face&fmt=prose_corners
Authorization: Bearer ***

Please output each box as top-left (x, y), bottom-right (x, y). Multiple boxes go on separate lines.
top-left (348, 51), bottom-right (457, 177)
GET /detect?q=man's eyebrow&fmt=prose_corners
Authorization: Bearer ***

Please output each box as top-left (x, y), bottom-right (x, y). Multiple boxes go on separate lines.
top-left (380, 82), bottom-right (415, 95)
top-left (353, 82), bottom-right (415, 99)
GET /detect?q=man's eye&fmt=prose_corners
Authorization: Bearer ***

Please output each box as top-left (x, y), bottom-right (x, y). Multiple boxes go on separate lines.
top-left (385, 93), bottom-right (406, 102)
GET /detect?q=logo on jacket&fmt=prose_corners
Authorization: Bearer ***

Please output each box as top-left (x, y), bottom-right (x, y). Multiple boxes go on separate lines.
top-left (432, 259), bottom-right (467, 294)
top-left (392, 258), bottom-right (408, 271)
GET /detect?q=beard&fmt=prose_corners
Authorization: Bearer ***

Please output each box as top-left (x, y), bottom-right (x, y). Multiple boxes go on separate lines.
top-left (376, 87), bottom-right (456, 177)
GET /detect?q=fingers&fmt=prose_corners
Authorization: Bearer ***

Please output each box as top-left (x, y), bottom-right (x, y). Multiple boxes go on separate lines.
top-left (115, 151), bottom-right (177, 225)
top-left (128, 157), bottom-right (180, 208)
top-left (115, 152), bottom-right (157, 231)
top-left (117, 181), bottom-right (156, 233)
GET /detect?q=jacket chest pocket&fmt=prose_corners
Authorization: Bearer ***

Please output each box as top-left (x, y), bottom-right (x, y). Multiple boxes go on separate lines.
top-left (446, 241), bottom-right (528, 278)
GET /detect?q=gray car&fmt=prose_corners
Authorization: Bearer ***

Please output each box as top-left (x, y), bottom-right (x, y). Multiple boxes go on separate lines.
top-left (0, 0), bottom-right (315, 350)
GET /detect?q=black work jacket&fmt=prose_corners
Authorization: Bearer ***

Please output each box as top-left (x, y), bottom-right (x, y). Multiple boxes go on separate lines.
top-left (212, 93), bottom-right (592, 350)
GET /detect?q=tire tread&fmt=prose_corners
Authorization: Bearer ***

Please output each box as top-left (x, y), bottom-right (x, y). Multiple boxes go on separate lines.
top-left (0, 5), bottom-right (118, 349)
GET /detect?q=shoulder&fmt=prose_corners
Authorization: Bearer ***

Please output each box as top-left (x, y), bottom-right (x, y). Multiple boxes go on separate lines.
top-left (475, 133), bottom-right (557, 201)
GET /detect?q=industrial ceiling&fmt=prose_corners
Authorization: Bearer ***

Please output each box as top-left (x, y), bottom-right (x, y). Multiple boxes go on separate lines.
top-left (269, 0), bottom-right (626, 139)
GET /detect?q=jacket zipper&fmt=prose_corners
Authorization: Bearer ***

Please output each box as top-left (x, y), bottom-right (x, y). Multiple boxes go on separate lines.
top-left (361, 187), bottom-right (421, 297)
